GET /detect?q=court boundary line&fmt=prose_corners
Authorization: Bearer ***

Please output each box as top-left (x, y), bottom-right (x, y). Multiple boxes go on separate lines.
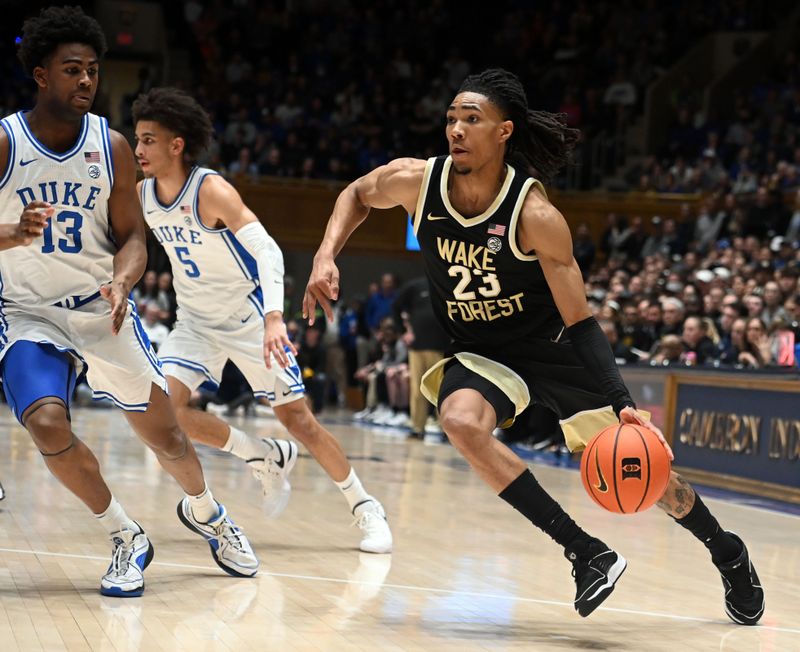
top-left (0, 546), bottom-right (796, 635)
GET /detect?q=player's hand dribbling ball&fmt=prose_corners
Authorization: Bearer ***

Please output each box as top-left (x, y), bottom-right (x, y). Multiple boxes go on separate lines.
top-left (580, 423), bottom-right (672, 514)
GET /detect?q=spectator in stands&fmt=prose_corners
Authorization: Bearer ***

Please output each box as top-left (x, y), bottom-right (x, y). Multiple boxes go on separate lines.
top-left (366, 273), bottom-right (397, 332)
top-left (739, 318), bottom-right (774, 368)
top-left (762, 281), bottom-right (789, 327)
top-left (600, 319), bottom-right (641, 364)
top-left (572, 222), bottom-right (596, 277)
top-left (132, 269), bottom-right (162, 314)
top-left (786, 189), bottom-right (800, 242)
top-left (296, 325), bottom-right (328, 413)
top-left (720, 317), bottom-right (748, 365)
top-left (393, 277), bottom-right (449, 439)
top-left (681, 316), bottom-right (717, 365)
top-left (157, 271), bottom-right (177, 327)
top-left (619, 302), bottom-right (653, 352)
top-left (141, 303), bottom-right (170, 352)
top-left (650, 334), bottom-right (684, 365)
top-left (661, 297), bottom-right (685, 336)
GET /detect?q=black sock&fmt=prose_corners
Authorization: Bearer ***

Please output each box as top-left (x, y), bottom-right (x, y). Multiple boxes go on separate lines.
top-left (673, 493), bottom-right (742, 564)
top-left (499, 469), bottom-right (590, 549)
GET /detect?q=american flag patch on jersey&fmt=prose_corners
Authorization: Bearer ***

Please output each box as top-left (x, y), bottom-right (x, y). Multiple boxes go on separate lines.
top-left (487, 223), bottom-right (506, 236)
top-left (180, 205), bottom-right (192, 213)
top-left (84, 151), bottom-right (101, 163)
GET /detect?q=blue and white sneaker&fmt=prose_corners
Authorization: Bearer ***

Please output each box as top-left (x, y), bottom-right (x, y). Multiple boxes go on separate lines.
top-left (247, 438), bottom-right (299, 518)
top-left (177, 499), bottom-right (259, 577)
top-left (100, 526), bottom-right (154, 597)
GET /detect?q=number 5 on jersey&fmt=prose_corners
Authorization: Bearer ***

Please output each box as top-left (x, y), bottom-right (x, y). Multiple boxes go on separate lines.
top-left (175, 246), bottom-right (200, 277)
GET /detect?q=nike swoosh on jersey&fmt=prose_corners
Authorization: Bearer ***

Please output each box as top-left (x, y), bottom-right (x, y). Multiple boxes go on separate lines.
top-left (281, 389), bottom-right (293, 397)
top-left (241, 314), bottom-right (252, 323)
top-left (19, 158), bottom-right (37, 166)
top-left (427, 213), bottom-right (449, 221)
top-left (594, 447), bottom-right (608, 493)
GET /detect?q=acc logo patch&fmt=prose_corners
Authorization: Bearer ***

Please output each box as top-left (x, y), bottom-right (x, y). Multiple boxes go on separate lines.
top-left (87, 164), bottom-right (101, 179)
top-left (184, 215), bottom-right (193, 226)
top-left (487, 236), bottom-right (502, 253)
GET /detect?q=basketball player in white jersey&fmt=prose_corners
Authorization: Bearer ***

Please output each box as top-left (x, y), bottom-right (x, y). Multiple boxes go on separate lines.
top-left (131, 87), bottom-right (392, 553)
top-left (0, 7), bottom-right (258, 596)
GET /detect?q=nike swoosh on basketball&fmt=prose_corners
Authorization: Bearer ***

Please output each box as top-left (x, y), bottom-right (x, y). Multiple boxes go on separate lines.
top-left (594, 447), bottom-right (608, 493)
top-left (427, 213), bottom-right (449, 221)
top-left (19, 158), bottom-right (37, 166)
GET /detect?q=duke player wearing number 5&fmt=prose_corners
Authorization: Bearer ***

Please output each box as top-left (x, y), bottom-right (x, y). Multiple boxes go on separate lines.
top-left (132, 88), bottom-right (392, 553)
top-left (0, 6), bottom-right (258, 596)
top-left (305, 68), bottom-right (763, 621)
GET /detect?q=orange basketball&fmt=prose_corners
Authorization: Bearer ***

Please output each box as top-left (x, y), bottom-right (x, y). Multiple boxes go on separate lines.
top-left (580, 423), bottom-right (671, 514)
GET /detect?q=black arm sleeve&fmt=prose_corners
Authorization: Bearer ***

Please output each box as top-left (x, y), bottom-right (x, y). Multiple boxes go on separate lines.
top-left (566, 316), bottom-right (635, 416)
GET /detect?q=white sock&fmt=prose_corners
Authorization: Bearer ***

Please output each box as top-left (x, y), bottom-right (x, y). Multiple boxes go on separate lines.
top-left (335, 468), bottom-right (373, 514)
top-left (222, 426), bottom-right (269, 462)
top-left (95, 496), bottom-right (140, 536)
top-left (187, 484), bottom-right (219, 523)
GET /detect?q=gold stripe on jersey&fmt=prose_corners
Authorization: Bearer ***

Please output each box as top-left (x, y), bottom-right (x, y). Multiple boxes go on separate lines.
top-left (420, 352), bottom-right (531, 427)
top-left (508, 177), bottom-right (546, 262)
top-left (559, 405), bottom-right (652, 452)
top-left (412, 158), bottom-right (436, 236)
top-left (439, 157), bottom-right (516, 227)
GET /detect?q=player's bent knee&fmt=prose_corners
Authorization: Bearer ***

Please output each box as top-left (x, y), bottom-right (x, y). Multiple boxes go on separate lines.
top-left (277, 400), bottom-right (317, 438)
top-left (24, 402), bottom-right (73, 450)
top-left (439, 410), bottom-right (489, 447)
top-left (148, 424), bottom-right (189, 460)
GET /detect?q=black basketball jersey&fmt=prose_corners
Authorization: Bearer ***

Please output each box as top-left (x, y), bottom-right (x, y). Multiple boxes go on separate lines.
top-left (412, 155), bottom-right (563, 354)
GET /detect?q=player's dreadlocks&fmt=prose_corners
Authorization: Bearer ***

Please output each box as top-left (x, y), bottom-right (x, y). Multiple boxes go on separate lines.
top-left (132, 87), bottom-right (214, 163)
top-left (458, 68), bottom-right (580, 183)
top-left (17, 6), bottom-right (108, 76)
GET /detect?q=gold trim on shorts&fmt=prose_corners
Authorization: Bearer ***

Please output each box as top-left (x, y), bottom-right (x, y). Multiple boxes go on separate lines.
top-left (420, 352), bottom-right (530, 428)
top-left (560, 406), bottom-right (652, 453)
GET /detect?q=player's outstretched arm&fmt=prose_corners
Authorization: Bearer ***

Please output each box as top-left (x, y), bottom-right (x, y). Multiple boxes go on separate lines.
top-left (519, 190), bottom-right (673, 458)
top-left (104, 130), bottom-right (148, 334)
top-left (304, 157), bottom-right (424, 324)
top-left (197, 174), bottom-right (295, 368)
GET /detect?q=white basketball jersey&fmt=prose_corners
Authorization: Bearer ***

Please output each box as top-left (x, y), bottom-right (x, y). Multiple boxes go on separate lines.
top-left (141, 167), bottom-right (263, 326)
top-left (0, 111), bottom-right (115, 307)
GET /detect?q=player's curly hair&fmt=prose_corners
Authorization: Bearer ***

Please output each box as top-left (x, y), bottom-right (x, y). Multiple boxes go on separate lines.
top-left (458, 68), bottom-right (580, 183)
top-left (17, 6), bottom-right (108, 76)
top-left (132, 87), bottom-right (214, 163)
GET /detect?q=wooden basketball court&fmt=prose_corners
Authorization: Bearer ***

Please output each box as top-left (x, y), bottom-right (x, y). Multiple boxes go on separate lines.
top-left (0, 407), bottom-right (796, 651)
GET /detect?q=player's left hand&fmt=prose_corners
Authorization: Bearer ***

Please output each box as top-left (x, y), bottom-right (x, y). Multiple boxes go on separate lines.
top-left (100, 281), bottom-right (129, 335)
top-left (263, 311), bottom-right (297, 369)
top-left (620, 406), bottom-right (674, 461)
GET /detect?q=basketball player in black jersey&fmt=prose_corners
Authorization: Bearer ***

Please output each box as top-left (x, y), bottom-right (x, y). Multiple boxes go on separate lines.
top-left (305, 69), bottom-right (763, 623)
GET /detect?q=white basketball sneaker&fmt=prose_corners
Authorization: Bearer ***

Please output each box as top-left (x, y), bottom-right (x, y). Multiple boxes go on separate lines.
top-left (247, 438), bottom-right (299, 518)
top-left (353, 499), bottom-right (393, 554)
top-left (177, 499), bottom-right (259, 577)
top-left (100, 526), bottom-right (154, 597)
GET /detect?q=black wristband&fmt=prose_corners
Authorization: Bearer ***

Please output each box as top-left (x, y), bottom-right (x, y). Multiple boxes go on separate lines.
top-left (566, 316), bottom-right (635, 417)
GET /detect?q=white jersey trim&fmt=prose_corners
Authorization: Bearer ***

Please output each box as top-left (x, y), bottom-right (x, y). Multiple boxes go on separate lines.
top-left (15, 112), bottom-right (89, 162)
top-left (0, 119), bottom-right (15, 190)
top-left (151, 165), bottom-right (201, 212)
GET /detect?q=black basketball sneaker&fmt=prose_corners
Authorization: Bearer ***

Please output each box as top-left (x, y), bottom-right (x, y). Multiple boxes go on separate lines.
top-left (565, 538), bottom-right (627, 617)
top-left (715, 532), bottom-right (764, 625)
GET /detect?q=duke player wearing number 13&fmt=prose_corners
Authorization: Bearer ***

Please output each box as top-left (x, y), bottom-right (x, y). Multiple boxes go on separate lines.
top-left (0, 6), bottom-right (258, 596)
top-left (132, 88), bottom-right (392, 553)
top-left (306, 68), bottom-right (764, 621)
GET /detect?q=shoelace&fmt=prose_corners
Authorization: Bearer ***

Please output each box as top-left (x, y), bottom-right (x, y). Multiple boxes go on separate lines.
top-left (352, 511), bottom-right (374, 529)
top-left (110, 538), bottom-right (133, 575)
top-left (214, 517), bottom-right (246, 552)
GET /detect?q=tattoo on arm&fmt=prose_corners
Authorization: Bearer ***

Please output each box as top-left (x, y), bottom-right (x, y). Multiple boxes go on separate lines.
top-left (657, 475), bottom-right (696, 517)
